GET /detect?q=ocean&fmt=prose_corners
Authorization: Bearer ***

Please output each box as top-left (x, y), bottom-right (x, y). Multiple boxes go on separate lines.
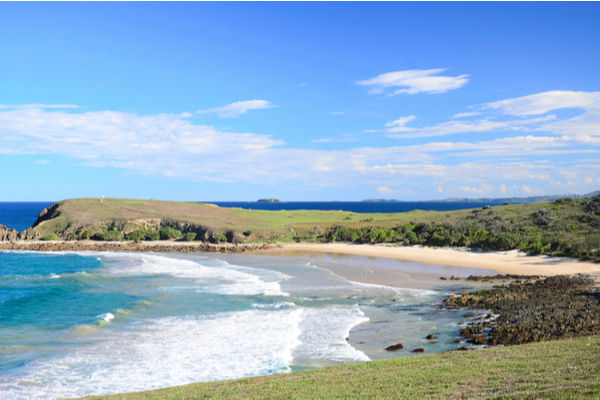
top-left (0, 202), bottom-right (493, 398)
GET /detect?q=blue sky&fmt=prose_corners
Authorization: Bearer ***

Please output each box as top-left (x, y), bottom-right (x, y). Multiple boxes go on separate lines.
top-left (1, 2), bottom-right (599, 201)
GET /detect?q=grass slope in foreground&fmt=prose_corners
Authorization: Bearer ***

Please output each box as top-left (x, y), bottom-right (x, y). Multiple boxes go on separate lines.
top-left (14, 195), bottom-right (600, 262)
top-left (86, 336), bottom-right (600, 399)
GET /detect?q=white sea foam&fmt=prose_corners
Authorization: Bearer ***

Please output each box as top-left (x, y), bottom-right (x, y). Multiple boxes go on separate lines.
top-left (293, 305), bottom-right (370, 363)
top-left (78, 252), bottom-right (290, 296)
top-left (252, 302), bottom-right (296, 309)
top-left (348, 280), bottom-right (438, 298)
top-left (102, 313), bottom-right (114, 322)
top-left (0, 309), bottom-right (303, 399)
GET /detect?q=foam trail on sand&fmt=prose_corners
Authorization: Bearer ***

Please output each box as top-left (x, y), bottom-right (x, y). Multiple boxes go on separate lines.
top-left (293, 305), bottom-right (370, 363)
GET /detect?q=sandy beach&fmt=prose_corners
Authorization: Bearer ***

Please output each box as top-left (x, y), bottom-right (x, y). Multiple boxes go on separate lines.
top-left (262, 243), bottom-right (600, 277)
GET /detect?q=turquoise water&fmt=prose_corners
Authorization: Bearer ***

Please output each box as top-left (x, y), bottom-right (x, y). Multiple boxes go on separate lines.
top-left (0, 250), bottom-right (480, 398)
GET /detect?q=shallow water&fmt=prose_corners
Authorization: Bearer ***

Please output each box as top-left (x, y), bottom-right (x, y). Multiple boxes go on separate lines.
top-left (0, 250), bottom-right (485, 399)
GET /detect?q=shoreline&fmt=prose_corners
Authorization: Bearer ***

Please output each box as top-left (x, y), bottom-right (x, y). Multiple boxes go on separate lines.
top-left (1, 240), bottom-right (598, 277)
top-left (260, 243), bottom-right (600, 277)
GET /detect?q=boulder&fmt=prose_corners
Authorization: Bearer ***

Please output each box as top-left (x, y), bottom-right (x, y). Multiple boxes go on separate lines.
top-left (385, 343), bottom-right (403, 351)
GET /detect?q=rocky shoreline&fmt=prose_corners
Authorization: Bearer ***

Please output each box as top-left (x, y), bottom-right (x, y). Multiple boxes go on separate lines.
top-left (443, 274), bottom-right (600, 346)
top-left (0, 241), bottom-right (281, 253)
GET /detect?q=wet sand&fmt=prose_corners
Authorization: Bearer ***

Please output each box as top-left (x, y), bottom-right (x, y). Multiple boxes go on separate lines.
top-left (261, 243), bottom-right (599, 279)
top-left (266, 250), bottom-right (499, 290)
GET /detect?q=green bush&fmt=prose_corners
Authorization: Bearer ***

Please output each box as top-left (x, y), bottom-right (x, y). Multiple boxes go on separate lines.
top-left (125, 229), bottom-right (147, 241)
top-left (183, 232), bottom-right (197, 241)
top-left (40, 233), bottom-right (58, 241)
top-left (159, 227), bottom-right (182, 240)
top-left (243, 230), bottom-right (253, 237)
top-left (146, 230), bottom-right (160, 241)
top-left (91, 231), bottom-right (122, 241)
top-left (213, 233), bottom-right (227, 243)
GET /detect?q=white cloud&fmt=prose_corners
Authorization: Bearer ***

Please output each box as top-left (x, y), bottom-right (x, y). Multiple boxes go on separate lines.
top-left (385, 115), bottom-right (416, 129)
top-left (499, 183), bottom-right (506, 193)
top-left (437, 185), bottom-right (443, 193)
top-left (460, 186), bottom-right (480, 193)
top-left (369, 90), bottom-right (600, 140)
top-left (521, 184), bottom-right (533, 193)
top-left (197, 100), bottom-right (277, 118)
top-left (459, 183), bottom-right (493, 194)
top-left (451, 112), bottom-right (480, 119)
top-left (356, 69), bottom-right (469, 95)
top-left (34, 160), bottom-right (49, 164)
top-left (383, 115), bottom-right (556, 139)
top-left (486, 91), bottom-right (600, 116)
top-left (377, 186), bottom-right (393, 194)
top-left (2, 103), bottom-right (600, 195)
top-left (585, 177), bottom-right (594, 184)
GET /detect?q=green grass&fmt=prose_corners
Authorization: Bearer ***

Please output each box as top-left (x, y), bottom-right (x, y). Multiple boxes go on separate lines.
top-left (85, 336), bottom-right (600, 399)
top-left (23, 196), bottom-right (600, 261)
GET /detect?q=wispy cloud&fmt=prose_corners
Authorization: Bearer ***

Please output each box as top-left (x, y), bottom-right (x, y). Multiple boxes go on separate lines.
top-left (460, 183), bottom-right (493, 194)
top-left (1, 102), bottom-right (599, 196)
top-left (311, 136), bottom-right (358, 143)
top-left (197, 100), bottom-right (277, 118)
top-left (356, 69), bottom-right (469, 95)
top-left (452, 112), bottom-right (480, 118)
top-left (376, 186), bottom-right (393, 194)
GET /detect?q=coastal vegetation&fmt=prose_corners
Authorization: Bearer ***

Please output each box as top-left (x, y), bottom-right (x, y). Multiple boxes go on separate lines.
top-left (7, 195), bottom-right (600, 262)
top-left (86, 335), bottom-right (600, 399)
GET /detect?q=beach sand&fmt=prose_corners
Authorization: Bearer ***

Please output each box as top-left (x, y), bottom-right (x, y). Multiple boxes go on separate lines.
top-left (258, 243), bottom-right (600, 287)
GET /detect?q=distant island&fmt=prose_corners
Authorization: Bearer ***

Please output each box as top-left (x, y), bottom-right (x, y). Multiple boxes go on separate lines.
top-left (363, 190), bottom-right (600, 204)
top-left (362, 199), bottom-right (403, 202)
top-left (256, 198), bottom-right (283, 203)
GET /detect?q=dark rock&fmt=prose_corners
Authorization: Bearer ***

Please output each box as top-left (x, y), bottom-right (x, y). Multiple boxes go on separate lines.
top-left (468, 335), bottom-right (487, 345)
top-left (443, 274), bottom-right (600, 346)
top-left (457, 346), bottom-right (469, 351)
top-left (426, 334), bottom-right (435, 340)
top-left (412, 348), bottom-right (425, 353)
top-left (453, 339), bottom-right (461, 343)
top-left (385, 343), bottom-right (403, 351)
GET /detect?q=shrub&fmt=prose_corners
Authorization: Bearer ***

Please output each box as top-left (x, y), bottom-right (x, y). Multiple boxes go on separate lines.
top-left (159, 227), bottom-right (182, 240)
top-left (125, 229), bottom-right (147, 241)
top-left (80, 230), bottom-right (94, 240)
top-left (146, 230), bottom-right (160, 241)
top-left (91, 230), bottom-right (122, 241)
top-left (213, 233), bottom-right (228, 243)
top-left (243, 230), bottom-right (253, 237)
top-left (40, 233), bottom-right (58, 241)
top-left (183, 232), bottom-right (197, 241)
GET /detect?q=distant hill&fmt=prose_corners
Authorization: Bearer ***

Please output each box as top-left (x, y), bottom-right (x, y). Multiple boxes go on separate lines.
top-left (363, 190), bottom-right (600, 203)
top-left (256, 198), bottom-right (282, 203)
top-left (361, 199), bottom-right (403, 202)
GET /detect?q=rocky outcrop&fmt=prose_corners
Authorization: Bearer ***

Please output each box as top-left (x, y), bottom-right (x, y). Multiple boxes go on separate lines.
top-left (32, 202), bottom-right (62, 228)
top-left (0, 241), bottom-right (280, 253)
top-left (0, 225), bottom-right (18, 242)
top-left (443, 275), bottom-right (600, 346)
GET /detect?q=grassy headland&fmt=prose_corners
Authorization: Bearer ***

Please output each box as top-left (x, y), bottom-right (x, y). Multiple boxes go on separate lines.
top-left (85, 335), bottom-right (600, 399)
top-left (6, 195), bottom-right (600, 262)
